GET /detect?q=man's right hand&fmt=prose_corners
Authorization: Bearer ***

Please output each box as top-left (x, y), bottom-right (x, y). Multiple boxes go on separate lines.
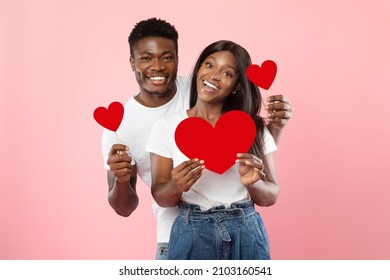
top-left (107, 144), bottom-right (133, 183)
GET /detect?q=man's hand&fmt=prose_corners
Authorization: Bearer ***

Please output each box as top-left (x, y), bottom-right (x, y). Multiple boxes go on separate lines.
top-left (107, 144), bottom-right (133, 183)
top-left (266, 95), bottom-right (293, 130)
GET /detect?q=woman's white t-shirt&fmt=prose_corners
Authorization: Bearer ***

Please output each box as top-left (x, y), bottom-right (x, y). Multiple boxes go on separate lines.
top-left (146, 109), bottom-right (277, 211)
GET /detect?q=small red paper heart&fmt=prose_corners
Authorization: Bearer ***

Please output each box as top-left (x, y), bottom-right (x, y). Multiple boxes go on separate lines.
top-left (246, 60), bottom-right (277, 90)
top-left (93, 101), bottom-right (124, 132)
top-left (175, 110), bottom-right (256, 174)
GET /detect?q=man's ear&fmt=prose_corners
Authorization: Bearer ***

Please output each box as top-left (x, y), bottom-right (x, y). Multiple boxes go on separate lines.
top-left (129, 56), bottom-right (135, 71)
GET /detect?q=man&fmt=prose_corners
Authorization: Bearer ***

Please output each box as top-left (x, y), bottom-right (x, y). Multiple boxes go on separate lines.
top-left (102, 18), bottom-right (292, 259)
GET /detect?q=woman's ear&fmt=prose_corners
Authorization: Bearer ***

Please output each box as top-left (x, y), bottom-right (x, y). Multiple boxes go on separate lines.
top-left (233, 83), bottom-right (241, 94)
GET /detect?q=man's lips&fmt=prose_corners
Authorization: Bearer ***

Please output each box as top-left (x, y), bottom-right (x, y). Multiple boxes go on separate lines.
top-left (149, 76), bottom-right (167, 81)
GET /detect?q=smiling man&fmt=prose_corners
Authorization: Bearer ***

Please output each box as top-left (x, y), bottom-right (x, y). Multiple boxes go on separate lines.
top-left (101, 18), bottom-right (292, 260)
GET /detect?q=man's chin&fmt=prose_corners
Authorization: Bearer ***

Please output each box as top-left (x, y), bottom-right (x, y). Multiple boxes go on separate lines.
top-left (145, 82), bottom-right (176, 96)
top-left (144, 88), bottom-right (171, 96)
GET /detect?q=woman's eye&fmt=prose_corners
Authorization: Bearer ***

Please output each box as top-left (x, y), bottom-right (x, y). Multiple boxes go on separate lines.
top-left (224, 72), bottom-right (233, 77)
top-left (205, 62), bottom-right (212, 68)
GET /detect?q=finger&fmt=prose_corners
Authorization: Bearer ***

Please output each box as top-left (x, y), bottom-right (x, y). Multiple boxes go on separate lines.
top-left (109, 161), bottom-right (132, 172)
top-left (113, 168), bottom-right (132, 178)
top-left (112, 165), bottom-right (132, 180)
top-left (183, 162), bottom-right (205, 181)
top-left (268, 118), bottom-right (288, 126)
top-left (242, 160), bottom-right (262, 169)
top-left (109, 144), bottom-right (129, 156)
top-left (184, 169), bottom-right (204, 191)
top-left (253, 168), bottom-right (266, 180)
top-left (175, 159), bottom-right (200, 173)
top-left (267, 109), bottom-right (293, 120)
top-left (266, 95), bottom-right (290, 104)
top-left (266, 101), bottom-right (292, 112)
top-left (236, 153), bottom-right (254, 160)
top-left (252, 155), bottom-right (263, 165)
top-left (181, 160), bottom-right (204, 175)
top-left (107, 152), bottom-right (132, 165)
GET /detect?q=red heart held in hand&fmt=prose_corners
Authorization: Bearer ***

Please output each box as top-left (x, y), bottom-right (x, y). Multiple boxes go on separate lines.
top-left (175, 110), bottom-right (256, 174)
top-left (93, 101), bottom-right (124, 132)
top-left (246, 60), bottom-right (277, 90)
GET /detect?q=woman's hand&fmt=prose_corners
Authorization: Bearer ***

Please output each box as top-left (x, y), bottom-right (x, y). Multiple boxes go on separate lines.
top-left (236, 153), bottom-right (266, 188)
top-left (170, 159), bottom-right (205, 193)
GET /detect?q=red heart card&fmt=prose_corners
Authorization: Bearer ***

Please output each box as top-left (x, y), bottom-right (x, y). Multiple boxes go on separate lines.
top-left (246, 60), bottom-right (277, 90)
top-left (175, 110), bottom-right (256, 174)
top-left (93, 101), bottom-right (124, 132)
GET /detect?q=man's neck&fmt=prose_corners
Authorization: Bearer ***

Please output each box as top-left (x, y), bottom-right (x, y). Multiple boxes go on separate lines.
top-left (134, 86), bottom-right (177, 108)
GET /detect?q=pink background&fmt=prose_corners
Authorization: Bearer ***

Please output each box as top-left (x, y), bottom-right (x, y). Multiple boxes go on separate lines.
top-left (1, 0), bottom-right (389, 259)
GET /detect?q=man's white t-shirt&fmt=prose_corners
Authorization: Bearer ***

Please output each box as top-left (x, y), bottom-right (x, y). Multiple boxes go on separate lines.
top-left (101, 76), bottom-right (190, 243)
top-left (146, 109), bottom-right (277, 211)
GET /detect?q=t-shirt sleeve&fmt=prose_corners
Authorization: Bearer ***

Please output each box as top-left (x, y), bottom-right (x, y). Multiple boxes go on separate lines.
top-left (263, 126), bottom-right (278, 155)
top-left (146, 118), bottom-right (173, 158)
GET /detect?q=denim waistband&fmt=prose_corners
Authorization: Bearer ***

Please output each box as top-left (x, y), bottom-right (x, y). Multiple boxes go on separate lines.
top-left (178, 200), bottom-right (255, 222)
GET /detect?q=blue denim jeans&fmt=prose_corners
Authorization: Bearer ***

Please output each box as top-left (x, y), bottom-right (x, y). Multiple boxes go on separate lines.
top-left (156, 242), bottom-right (169, 260)
top-left (167, 200), bottom-right (270, 260)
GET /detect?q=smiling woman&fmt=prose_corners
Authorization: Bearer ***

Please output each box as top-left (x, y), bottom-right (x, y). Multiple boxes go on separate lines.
top-left (196, 50), bottom-right (240, 110)
top-left (146, 40), bottom-right (280, 260)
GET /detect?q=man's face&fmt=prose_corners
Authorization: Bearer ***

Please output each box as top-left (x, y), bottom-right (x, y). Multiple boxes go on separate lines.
top-left (130, 37), bottom-right (178, 97)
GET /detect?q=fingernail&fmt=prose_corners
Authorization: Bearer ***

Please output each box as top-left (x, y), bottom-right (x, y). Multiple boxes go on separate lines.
top-left (235, 159), bottom-right (239, 163)
top-left (237, 153), bottom-right (241, 157)
top-left (194, 158), bottom-right (199, 161)
top-left (199, 160), bottom-right (205, 164)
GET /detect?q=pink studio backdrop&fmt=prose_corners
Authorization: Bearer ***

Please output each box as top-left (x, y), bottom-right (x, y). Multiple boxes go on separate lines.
top-left (1, 0), bottom-right (390, 259)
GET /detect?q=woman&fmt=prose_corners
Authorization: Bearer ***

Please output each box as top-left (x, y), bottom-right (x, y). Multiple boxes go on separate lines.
top-left (146, 40), bottom-right (280, 260)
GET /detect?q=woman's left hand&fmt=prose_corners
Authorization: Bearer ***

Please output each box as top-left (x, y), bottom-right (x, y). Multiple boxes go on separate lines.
top-left (236, 153), bottom-right (266, 187)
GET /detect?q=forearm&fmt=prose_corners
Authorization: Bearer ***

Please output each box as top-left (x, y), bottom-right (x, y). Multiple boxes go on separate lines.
top-left (152, 181), bottom-right (182, 208)
top-left (266, 123), bottom-right (283, 145)
top-left (246, 180), bottom-right (280, 207)
top-left (107, 171), bottom-right (139, 217)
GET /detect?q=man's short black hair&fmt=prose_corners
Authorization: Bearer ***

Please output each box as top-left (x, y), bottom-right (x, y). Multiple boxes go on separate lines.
top-left (128, 18), bottom-right (179, 56)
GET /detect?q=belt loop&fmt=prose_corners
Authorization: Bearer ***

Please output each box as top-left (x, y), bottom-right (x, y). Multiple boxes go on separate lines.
top-left (240, 208), bottom-right (246, 224)
top-left (185, 208), bottom-right (190, 224)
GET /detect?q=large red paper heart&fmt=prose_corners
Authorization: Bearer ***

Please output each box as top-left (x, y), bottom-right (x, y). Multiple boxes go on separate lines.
top-left (93, 101), bottom-right (124, 132)
top-left (175, 110), bottom-right (256, 174)
top-left (246, 60), bottom-right (277, 90)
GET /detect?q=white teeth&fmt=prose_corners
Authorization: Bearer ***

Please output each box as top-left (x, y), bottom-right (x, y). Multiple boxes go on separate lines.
top-left (150, 76), bottom-right (166, 81)
top-left (204, 80), bottom-right (219, 90)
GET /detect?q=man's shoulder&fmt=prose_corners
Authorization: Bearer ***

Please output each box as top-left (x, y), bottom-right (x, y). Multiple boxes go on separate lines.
top-left (176, 76), bottom-right (191, 92)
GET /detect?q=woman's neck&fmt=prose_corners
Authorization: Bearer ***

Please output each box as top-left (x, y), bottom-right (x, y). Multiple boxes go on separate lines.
top-left (187, 102), bottom-right (223, 127)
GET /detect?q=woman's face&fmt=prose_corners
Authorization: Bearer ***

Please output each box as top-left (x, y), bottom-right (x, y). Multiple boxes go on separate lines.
top-left (196, 50), bottom-right (239, 105)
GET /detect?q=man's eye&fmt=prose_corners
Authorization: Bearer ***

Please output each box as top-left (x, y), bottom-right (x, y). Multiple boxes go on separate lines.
top-left (162, 56), bottom-right (173, 61)
top-left (140, 56), bottom-right (151, 61)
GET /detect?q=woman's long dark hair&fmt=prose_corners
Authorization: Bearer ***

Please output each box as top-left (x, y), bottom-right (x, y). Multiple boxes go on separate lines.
top-left (189, 40), bottom-right (271, 180)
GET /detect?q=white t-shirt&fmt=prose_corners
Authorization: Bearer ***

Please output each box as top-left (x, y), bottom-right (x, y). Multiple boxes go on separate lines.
top-left (146, 109), bottom-right (277, 211)
top-left (101, 76), bottom-right (190, 243)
